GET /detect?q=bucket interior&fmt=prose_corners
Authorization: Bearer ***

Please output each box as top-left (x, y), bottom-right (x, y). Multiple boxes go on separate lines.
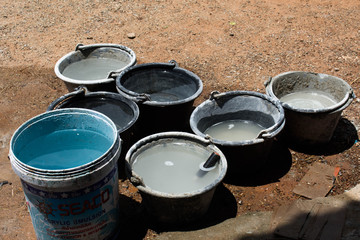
top-left (270, 72), bottom-right (351, 109)
top-left (11, 109), bottom-right (117, 170)
top-left (117, 64), bottom-right (202, 104)
top-left (54, 94), bottom-right (138, 133)
top-left (191, 92), bottom-right (284, 143)
top-left (127, 135), bottom-right (226, 196)
top-left (57, 46), bottom-right (134, 81)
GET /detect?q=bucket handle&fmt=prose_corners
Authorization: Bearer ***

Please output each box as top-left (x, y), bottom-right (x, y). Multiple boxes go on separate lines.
top-left (124, 92), bottom-right (152, 102)
top-left (168, 59), bottom-right (179, 67)
top-left (209, 91), bottom-right (221, 100)
top-left (46, 86), bottom-right (88, 111)
top-left (129, 172), bottom-right (146, 188)
top-left (257, 118), bottom-right (285, 139)
top-left (329, 90), bottom-right (356, 112)
top-left (75, 43), bottom-right (128, 52)
top-left (263, 77), bottom-right (272, 87)
top-left (75, 43), bottom-right (132, 61)
top-left (107, 70), bottom-right (122, 80)
top-left (115, 86), bottom-right (152, 102)
top-left (124, 160), bottom-right (145, 187)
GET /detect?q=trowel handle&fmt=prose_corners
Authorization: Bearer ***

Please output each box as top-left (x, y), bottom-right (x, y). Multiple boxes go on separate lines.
top-left (203, 152), bottom-right (220, 168)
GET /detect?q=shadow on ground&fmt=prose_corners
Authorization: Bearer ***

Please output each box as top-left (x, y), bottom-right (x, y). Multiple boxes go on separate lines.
top-left (223, 140), bottom-right (293, 187)
top-left (284, 118), bottom-right (359, 156)
top-left (116, 183), bottom-right (238, 239)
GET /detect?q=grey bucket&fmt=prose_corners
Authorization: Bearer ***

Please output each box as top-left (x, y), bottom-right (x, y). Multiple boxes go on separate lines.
top-left (116, 60), bottom-right (203, 138)
top-left (55, 43), bottom-right (136, 92)
top-left (265, 71), bottom-right (355, 147)
top-left (190, 91), bottom-right (285, 176)
top-left (125, 131), bottom-right (227, 226)
top-left (47, 86), bottom-right (140, 178)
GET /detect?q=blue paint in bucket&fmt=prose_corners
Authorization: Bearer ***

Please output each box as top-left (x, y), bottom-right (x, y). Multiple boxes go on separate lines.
top-left (9, 108), bottom-right (121, 240)
top-left (17, 129), bottom-right (113, 170)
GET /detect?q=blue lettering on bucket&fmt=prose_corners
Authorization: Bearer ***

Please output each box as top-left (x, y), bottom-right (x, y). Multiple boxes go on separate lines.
top-left (22, 166), bottom-right (120, 240)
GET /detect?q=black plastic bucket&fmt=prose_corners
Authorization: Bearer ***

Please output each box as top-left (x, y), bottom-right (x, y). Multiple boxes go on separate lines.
top-left (115, 60), bottom-right (203, 138)
top-left (265, 71), bottom-right (355, 147)
top-left (125, 131), bottom-right (227, 227)
top-left (47, 87), bottom-right (139, 177)
top-left (190, 91), bottom-right (285, 176)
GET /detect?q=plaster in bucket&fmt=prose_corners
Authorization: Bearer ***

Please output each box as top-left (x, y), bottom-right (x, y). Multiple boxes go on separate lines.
top-left (55, 43), bottom-right (136, 92)
top-left (265, 71), bottom-right (355, 146)
top-left (125, 132), bottom-right (227, 226)
top-left (190, 91), bottom-right (285, 176)
top-left (9, 108), bottom-right (121, 240)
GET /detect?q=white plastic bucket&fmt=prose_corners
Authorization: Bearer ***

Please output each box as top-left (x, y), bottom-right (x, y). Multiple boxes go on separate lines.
top-left (9, 108), bottom-right (121, 240)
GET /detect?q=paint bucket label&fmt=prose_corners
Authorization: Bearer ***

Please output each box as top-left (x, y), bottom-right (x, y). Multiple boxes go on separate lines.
top-left (22, 166), bottom-right (119, 240)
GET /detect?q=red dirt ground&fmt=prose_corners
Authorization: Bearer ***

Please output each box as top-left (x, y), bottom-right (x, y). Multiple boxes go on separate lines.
top-left (0, 1), bottom-right (359, 239)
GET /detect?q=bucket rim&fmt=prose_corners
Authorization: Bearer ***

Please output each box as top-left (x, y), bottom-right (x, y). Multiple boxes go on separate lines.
top-left (265, 71), bottom-right (355, 113)
top-left (190, 90), bottom-right (285, 146)
top-left (46, 88), bottom-right (140, 134)
top-left (54, 43), bottom-right (137, 85)
top-left (125, 131), bottom-right (227, 198)
top-left (115, 61), bottom-right (203, 106)
top-left (9, 108), bottom-right (119, 174)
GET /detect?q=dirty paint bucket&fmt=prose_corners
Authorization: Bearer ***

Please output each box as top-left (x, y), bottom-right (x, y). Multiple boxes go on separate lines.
top-left (265, 71), bottom-right (355, 147)
top-left (125, 131), bottom-right (227, 226)
top-left (55, 43), bottom-right (136, 92)
top-left (9, 108), bottom-right (121, 240)
top-left (190, 91), bottom-right (285, 176)
top-left (47, 87), bottom-right (140, 175)
top-left (116, 60), bottom-right (203, 138)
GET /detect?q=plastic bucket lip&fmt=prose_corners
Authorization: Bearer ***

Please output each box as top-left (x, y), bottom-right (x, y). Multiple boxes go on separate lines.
top-left (46, 88), bottom-right (140, 134)
top-left (266, 71), bottom-right (355, 114)
top-left (125, 131), bottom-right (227, 198)
top-left (115, 61), bottom-right (203, 106)
top-left (9, 139), bottom-right (121, 190)
top-left (189, 90), bottom-right (285, 146)
top-left (9, 108), bottom-right (119, 176)
top-left (54, 43), bottom-right (137, 85)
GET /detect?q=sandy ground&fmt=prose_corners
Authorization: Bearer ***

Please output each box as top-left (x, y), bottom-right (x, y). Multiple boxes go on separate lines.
top-left (0, 1), bottom-right (360, 239)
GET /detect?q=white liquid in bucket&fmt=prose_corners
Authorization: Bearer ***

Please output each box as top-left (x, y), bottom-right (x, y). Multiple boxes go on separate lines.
top-left (17, 129), bottom-right (112, 170)
top-left (132, 142), bottom-right (220, 194)
top-left (62, 58), bottom-right (129, 80)
top-left (280, 90), bottom-right (337, 110)
top-left (204, 119), bottom-right (265, 141)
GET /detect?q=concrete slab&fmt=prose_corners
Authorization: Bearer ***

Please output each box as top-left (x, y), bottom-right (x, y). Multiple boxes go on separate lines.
top-left (155, 184), bottom-right (360, 240)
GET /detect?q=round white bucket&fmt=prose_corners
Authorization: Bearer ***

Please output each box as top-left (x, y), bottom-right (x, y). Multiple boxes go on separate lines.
top-left (9, 108), bottom-right (121, 240)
